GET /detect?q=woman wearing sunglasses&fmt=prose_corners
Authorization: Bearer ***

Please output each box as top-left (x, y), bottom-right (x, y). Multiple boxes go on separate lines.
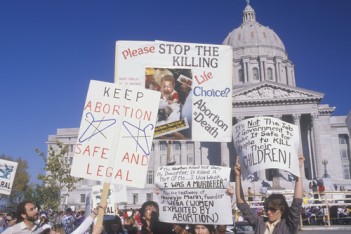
top-left (234, 155), bottom-right (304, 234)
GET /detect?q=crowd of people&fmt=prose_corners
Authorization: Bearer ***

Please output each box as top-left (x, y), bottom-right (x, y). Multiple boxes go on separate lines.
top-left (2, 153), bottom-right (351, 234)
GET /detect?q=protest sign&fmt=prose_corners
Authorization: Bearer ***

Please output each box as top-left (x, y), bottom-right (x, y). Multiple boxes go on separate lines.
top-left (71, 80), bottom-right (160, 188)
top-left (115, 40), bottom-right (232, 142)
top-left (0, 159), bottom-right (18, 195)
top-left (233, 117), bottom-right (300, 178)
top-left (155, 165), bottom-right (232, 225)
top-left (91, 185), bottom-right (127, 215)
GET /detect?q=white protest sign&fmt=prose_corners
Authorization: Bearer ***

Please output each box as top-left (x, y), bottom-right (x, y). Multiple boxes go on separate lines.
top-left (71, 80), bottom-right (160, 188)
top-left (233, 117), bottom-right (300, 178)
top-left (91, 185), bottom-right (127, 215)
top-left (115, 40), bottom-right (232, 142)
top-left (155, 165), bottom-right (232, 225)
top-left (0, 159), bottom-right (18, 195)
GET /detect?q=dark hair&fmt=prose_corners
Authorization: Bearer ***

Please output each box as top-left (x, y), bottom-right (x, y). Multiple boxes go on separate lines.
top-left (190, 224), bottom-right (216, 234)
top-left (16, 200), bottom-right (35, 222)
top-left (103, 215), bottom-right (124, 234)
top-left (264, 194), bottom-right (291, 219)
top-left (139, 201), bottom-right (159, 228)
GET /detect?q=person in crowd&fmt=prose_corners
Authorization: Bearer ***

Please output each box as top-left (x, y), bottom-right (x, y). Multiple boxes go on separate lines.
top-left (139, 200), bottom-right (188, 234)
top-left (61, 208), bottom-right (75, 234)
top-left (247, 187), bottom-right (254, 202)
top-left (234, 154), bottom-right (304, 234)
top-left (102, 215), bottom-right (124, 234)
top-left (123, 217), bottom-right (138, 234)
top-left (0, 212), bottom-right (17, 233)
top-left (2, 200), bottom-right (42, 234)
top-left (190, 224), bottom-right (228, 234)
top-left (39, 214), bottom-right (51, 229)
top-left (190, 224), bottom-right (215, 234)
top-left (73, 211), bottom-right (84, 230)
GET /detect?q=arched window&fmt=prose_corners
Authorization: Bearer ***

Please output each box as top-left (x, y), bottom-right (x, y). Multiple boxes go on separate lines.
top-left (267, 68), bottom-right (273, 80)
top-left (253, 67), bottom-right (259, 80)
top-left (238, 69), bottom-right (244, 82)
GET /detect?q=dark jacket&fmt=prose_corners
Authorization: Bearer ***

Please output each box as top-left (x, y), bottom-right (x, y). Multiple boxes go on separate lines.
top-left (237, 198), bottom-right (303, 234)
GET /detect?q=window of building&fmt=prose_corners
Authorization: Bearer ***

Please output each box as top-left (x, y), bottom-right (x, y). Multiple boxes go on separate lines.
top-left (238, 69), bottom-right (244, 82)
top-left (339, 134), bottom-right (348, 144)
top-left (188, 155), bottom-right (194, 164)
top-left (146, 193), bottom-right (152, 201)
top-left (267, 68), bottom-right (273, 80)
top-left (133, 194), bottom-right (138, 204)
top-left (80, 194), bottom-right (86, 203)
top-left (340, 149), bottom-right (349, 161)
top-left (342, 164), bottom-right (350, 179)
top-left (147, 170), bottom-right (154, 184)
top-left (160, 142), bottom-right (167, 151)
top-left (173, 142), bottom-right (181, 151)
top-left (253, 67), bottom-right (259, 80)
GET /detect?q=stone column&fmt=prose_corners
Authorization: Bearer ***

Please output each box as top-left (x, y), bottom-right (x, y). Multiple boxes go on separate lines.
top-left (153, 141), bottom-right (161, 171)
top-left (293, 114), bottom-right (306, 178)
top-left (221, 142), bottom-right (230, 167)
top-left (307, 123), bottom-right (315, 179)
top-left (194, 142), bottom-right (202, 165)
top-left (311, 113), bottom-right (323, 178)
top-left (181, 142), bottom-right (187, 165)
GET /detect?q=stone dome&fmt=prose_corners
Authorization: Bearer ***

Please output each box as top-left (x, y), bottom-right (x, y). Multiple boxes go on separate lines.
top-left (223, 3), bottom-right (286, 54)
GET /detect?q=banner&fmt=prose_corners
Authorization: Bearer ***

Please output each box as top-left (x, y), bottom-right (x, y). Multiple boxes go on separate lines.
top-left (233, 117), bottom-right (300, 178)
top-left (115, 41), bottom-right (232, 142)
top-left (91, 185), bottom-right (127, 215)
top-left (155, 165), bottom-right (232, 225)
top-left (71, 80), bottom-right (160, 188)
top-left (0, 159), bottom-right (18, 195)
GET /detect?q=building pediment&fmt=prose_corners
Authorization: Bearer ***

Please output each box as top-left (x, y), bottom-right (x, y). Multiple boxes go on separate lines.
top-left (233, 81), bottom-right (324, 104)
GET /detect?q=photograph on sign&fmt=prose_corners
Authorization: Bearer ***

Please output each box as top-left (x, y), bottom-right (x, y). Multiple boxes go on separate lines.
top-left (145, 67), bottom-right (192, 139)
top-left (233, 117), bottom-right (300, 178)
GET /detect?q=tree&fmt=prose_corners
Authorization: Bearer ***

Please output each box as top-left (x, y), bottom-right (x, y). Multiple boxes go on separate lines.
top-left (0, 154), bottom-right (30, 208)
top-left (35, 141), bottom-right (82, 210)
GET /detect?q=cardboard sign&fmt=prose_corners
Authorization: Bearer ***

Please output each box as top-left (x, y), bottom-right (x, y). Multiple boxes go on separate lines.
top-left (155, 165), bottom-right (232, 225)
top-left (0, 159), bottom-right (18, 195)
top-left (71, 80), bottom-right (160, 188)
top-left (233, 117), bottom-right (300, 178)
top-left (115, 41), bottom-right (232, 142)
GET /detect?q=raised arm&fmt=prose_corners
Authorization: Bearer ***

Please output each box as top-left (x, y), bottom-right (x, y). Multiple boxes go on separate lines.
top-left (234, 156), bottom-right (246, 204)
top-left (294, 154), bottom-right (305, 199)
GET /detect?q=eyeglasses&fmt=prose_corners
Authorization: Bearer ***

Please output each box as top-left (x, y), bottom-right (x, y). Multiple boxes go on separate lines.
top-left (265, 207), bottom-right (280, 213)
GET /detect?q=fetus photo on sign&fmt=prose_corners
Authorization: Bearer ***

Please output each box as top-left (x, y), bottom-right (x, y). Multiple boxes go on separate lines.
top-left (145, 67), bottom-right (192, 140)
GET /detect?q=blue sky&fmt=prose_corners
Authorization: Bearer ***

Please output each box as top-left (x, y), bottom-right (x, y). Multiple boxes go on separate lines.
top-left (0, 0), bottom-right (350, 184)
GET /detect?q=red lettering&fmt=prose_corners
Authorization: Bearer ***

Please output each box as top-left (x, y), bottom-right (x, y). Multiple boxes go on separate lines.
top-left (121, 46), bottom-right (155, 60)
top-left (86, 163), bottom-right (92, 174)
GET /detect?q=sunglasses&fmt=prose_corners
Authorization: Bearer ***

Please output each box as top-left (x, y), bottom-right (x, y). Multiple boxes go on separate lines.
top-left (265, 207), bottom-right (280, 213)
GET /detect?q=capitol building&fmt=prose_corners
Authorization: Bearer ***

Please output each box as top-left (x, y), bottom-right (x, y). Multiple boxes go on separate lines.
top-left (48, 2), bottom-right (351, 210)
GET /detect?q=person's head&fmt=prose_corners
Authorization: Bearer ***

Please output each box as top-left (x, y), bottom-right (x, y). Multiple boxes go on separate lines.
top-left (39, 213), bottom-right (48, 224)
top-left (103, 215), bottom-right (123, 234)
top-left (161, 75), bottom-right (175, 94)
top-left (264, 194), bottom-right (289, 223)
top-left (16, 200), bottom-right (38, 223)
top-left (123, 216), bottom-right (136, 232)
top-left (140, 201), bottom-right (159, 228)
top-left (5, 212), bottom-right (17, 227)
top-left (65, 208), bottom-right (72, 215)
top-left (191, 224), bottom-right (216, 234)
top-left (248, 187), bottom-right (251, 190)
